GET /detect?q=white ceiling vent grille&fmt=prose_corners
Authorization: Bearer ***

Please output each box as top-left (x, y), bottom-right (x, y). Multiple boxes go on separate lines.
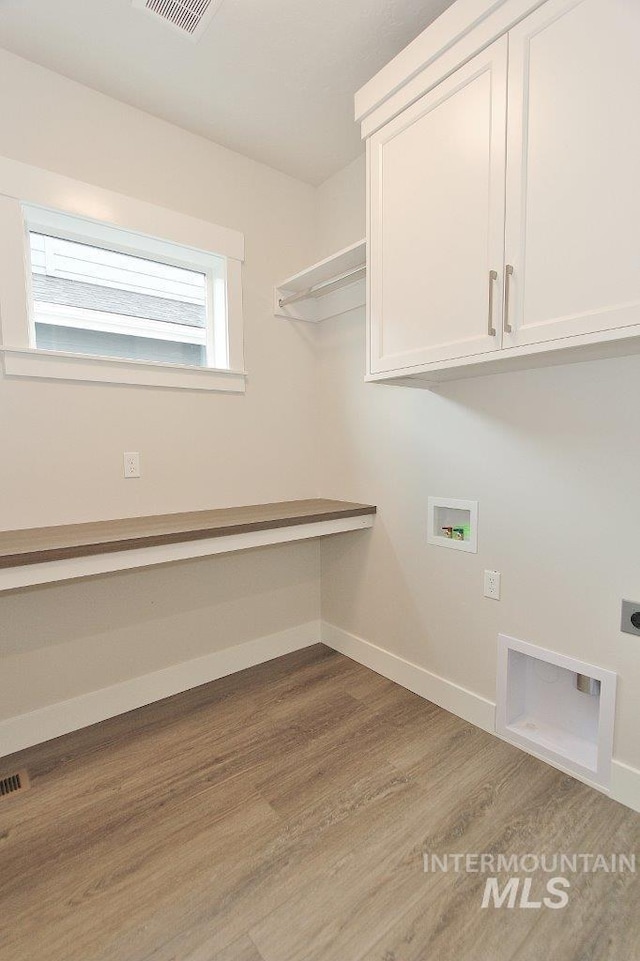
top-left (132, 0), bottom-right (224, 41)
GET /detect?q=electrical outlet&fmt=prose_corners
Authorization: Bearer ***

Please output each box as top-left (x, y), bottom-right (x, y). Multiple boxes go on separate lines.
top-left (621, 599), bottom-right (640, 637)
top-left (123, 451), bottom-right (141, 478)
top-left (484, 569), bottom-right (501, 601)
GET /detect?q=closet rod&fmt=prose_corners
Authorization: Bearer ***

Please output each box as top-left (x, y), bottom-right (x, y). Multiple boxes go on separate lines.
top-left (278, 265), bottom-right (366, 308)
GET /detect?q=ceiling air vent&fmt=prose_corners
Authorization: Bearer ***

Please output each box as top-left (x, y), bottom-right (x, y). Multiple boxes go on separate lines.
top-left (132, 0), bottom-right (224, 41)
top-left (0, 769), bottom-right (30, 799)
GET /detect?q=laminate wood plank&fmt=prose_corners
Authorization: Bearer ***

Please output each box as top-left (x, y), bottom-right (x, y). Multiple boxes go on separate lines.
top-left (101, 763), bottom-right (415, 961)
top-left (238, 704), bottom-right (524, 958)
top-left (0, 653), bottom-right (361, 894)
top-left (104, 695), bottom-right (418, 957)
top-left (512, 810), bottom-right (640, 961)
top-left (249, 682), bottom-right (638, 961)
top-left (0, 645), bottom-right (340, 778)
top-left (0, 499), bottom-right (376, 568)
top-left (124, 659), bottom-right (431, 959)
top-left (101, 748), bottom-right (403, 949)
top-left (0, 649), bottom-right (370, 960)
top-left (385, 700), bottom-right (486, 772)
top-left (1, 645), bottom-right (638, 961)
top-left (195, 935), bottom-right (264, 961)
top-left (1, 777), bottom-right (280, 961)
top-left (249, 741), bottom-right (558, 961)
top-left (359, 776), bottom-right (634, 961)
top-left (255, 681), bottom-right (432, 822)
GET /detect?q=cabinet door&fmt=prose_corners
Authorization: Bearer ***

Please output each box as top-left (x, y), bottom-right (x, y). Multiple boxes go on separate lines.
top-left (368, 38), bottom-right (507, 375)
top-left (504, 0), bottom-right (640, 348)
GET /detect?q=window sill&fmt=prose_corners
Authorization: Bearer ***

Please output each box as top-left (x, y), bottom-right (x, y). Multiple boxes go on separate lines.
top-left (0, 347), bottom-right (247, 393)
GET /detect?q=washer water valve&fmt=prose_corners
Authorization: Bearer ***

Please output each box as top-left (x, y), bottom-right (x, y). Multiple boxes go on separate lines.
top-left (576, 674), bottom-right (601, 696)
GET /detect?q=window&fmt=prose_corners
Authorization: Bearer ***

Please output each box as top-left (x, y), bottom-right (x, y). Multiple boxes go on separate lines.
top-left (25, 206), bottom-right (229, 371)
top-left (30, 233), bottom-right (211, 367)
top-left (0, 156), bottom-right (245, 392)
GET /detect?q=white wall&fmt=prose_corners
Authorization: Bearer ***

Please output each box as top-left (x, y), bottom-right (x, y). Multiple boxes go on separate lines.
top-left (316, 154), bottom-right (366, 259)
top-left (316, 155), bottom-right (640, 778)
top-left (0, 49), bottom-right (322, 727)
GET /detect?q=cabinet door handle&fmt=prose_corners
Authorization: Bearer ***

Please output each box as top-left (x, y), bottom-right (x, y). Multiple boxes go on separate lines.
top-left (503, 263), bottom-right (514, 334)
top-left (487, 269), bottom-right (498, 336)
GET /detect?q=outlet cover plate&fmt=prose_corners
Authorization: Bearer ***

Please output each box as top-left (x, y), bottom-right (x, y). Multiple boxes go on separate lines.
top-left (123, 451), bottom-right (141, 478)
top-left (621, 599), bottom-right (640, 636)
top-left (484, 569), bottom-right (501, 600)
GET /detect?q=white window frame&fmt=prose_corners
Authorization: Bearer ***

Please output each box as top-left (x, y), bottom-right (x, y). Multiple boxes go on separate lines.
top-left (0, 156), bottom-right (246, 392)
top-left (26, 207), bottom-right (222, 368)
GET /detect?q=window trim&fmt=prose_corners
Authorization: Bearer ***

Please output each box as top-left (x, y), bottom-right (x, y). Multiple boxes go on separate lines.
top-left (0, 155), bottom-right (246, 392)
top-left (1, 346), bottom-right (246, 392)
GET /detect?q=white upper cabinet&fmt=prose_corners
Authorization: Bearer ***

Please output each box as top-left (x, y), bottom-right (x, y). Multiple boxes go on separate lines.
top-left (504, 0), bottom-right (640, 349)
top-left (369, 39), bottom-right (507, 374)
top-left (360, 0), bottom-right (640, 384)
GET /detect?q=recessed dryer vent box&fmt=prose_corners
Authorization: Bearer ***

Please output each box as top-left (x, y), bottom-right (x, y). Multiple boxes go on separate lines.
top-left (496, 635), bottom-right (617, 789)
top-left (427, 497), bottom-right (478, 553)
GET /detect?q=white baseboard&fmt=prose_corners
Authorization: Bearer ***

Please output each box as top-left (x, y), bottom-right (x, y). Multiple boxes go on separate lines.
top-left (321, 622), bottom-right (640, 814)
top-left (321, 621), bottom-right (496, 733)
top-left (610, 760), bottom-right (640, 814)
top-left (0, 620), bottom-right (321, 758)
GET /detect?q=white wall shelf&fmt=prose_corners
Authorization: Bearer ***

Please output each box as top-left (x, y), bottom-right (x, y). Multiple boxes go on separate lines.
top-left (274, 239), bottom-right (366, 322)
top-left (0, 500), bottom-right (376, 592)
top-left (496, 634), bottom-right (617, 790)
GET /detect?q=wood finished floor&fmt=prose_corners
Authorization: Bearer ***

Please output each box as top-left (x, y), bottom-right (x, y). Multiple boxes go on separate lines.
top-left (1, 645), bottom-right (639, 961)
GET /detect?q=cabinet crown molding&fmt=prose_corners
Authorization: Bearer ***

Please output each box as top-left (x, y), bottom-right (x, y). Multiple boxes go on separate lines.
top-left (355, 0), bottom-right (546, 138)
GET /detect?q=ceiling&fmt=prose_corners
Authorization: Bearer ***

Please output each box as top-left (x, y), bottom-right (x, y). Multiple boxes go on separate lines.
top-left (0, 0), bottom-right (456, 184)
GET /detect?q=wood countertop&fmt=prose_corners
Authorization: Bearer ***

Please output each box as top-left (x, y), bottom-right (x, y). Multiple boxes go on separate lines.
top-left (0, 499), bottom-right (376, 569)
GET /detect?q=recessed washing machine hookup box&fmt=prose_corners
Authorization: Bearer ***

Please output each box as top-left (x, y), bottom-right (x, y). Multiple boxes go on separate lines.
top-left (496, 634), bottom-right (616, 790)
top-left (427, 496), bottom-right (478, 553)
